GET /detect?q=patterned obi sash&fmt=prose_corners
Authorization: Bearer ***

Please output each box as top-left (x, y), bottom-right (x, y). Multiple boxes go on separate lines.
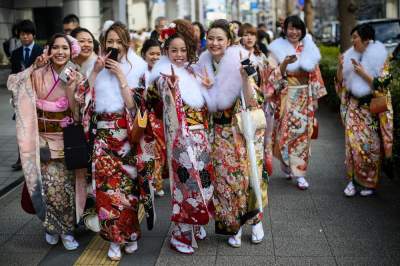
top-left (287, 71), bottom-right (309, 85)
top-left (184, 105), bottom-right (208, 130)
top-left (36, 97), bottom-right (73, 133)
top-left (213, 105), bottom-right (235, 125)
top-left (96, 112), bottom-right (127, 129)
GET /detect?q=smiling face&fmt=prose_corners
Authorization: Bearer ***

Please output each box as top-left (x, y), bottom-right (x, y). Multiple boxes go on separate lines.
top-left (166, 37), bottom-right (187, 67)
top-left (105, 30), bottom-right (126, 60)
top-left (285, 22), bottom-right (302, 44)
top-left (76, 31), bottom-right (94, 60)
top-left (242, 31), bottom-right (257, 51)
top-left (50, 37), bottom-right (71, 68)
top-left (144, 46), bottom-right (161, 68)
top-left (207, 28), bottom-right (230, 61)
top-left (351, 30), bottom-right (369, 53)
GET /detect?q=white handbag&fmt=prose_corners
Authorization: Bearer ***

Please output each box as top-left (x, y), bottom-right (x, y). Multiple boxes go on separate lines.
top-left (235, 108), bottom-right (266, 134)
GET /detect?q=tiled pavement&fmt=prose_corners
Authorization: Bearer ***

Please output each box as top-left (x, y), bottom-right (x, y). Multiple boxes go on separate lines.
top-left (0, 87), bottom-right (400, 265)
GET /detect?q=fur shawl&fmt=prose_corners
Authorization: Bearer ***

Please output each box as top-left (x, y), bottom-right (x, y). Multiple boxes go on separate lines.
top-left (268, 34), bottom-right (321, 72)
top-left (342, 41), bottom-right (387, 98)
top-left (195, 45), bottom-right (246, 112)
top-left (95, 48), bottom-right (147, 113)
top-left (149, 56), bottom-right (206, 109)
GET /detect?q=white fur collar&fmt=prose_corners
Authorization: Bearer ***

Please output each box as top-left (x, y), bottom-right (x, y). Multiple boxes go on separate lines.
top-left (149, 56), bottom-right (205, 109)
top-left (195, 45), bottom-right (246, 111)
top-left (95, 48), bottom-right (147, 113)
top-left (343, 41), bottom-right (387, 98)
top-left (268, 34), bottom-right (321, 72)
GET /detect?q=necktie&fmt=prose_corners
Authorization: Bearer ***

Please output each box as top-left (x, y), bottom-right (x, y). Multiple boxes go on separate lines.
top-left (23, 47), bottom-right (30, 67)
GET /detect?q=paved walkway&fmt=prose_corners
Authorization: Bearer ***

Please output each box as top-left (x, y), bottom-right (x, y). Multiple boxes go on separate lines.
top-left (0, 93), bottom-right (400, 265)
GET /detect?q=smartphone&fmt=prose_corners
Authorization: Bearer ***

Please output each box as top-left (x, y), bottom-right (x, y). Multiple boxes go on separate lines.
top-left (351, 58), bottom-right (357, 65)
top-left (241, 58), bottom-right (251, 66)
top-left (107, 48), bottom-right (119, 61)
top-left (59, 61), bottom-right (77, 83)
top-left (288, 54), bottom-right (297, 60)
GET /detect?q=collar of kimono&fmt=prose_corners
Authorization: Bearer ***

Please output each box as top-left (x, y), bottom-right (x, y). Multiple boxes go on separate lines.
top-left (342, 40), bottom-right (388, 98)
top-left (268, 34), bottom-right (321, 72)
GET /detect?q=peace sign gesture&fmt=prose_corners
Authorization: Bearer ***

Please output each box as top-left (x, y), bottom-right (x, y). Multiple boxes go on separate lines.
top-left (196, 66), bottom-right (213, 89)
top-left (34, 48), bottom-right (54, 69)
top-left (93, 50), bottom-right (112, 74)
top-left (160, 65), bottom-right (179, 89)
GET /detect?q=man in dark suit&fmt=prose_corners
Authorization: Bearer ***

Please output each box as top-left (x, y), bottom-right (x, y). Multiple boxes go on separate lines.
top-left (10, 19), bottom-right (43, 170)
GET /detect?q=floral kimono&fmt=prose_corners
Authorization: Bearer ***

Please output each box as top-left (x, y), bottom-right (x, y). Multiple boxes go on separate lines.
top-left (336, 41), bottom-right (393, 189)
top-left (76, 49), bottom-right (153, 243)
top-left (146, 56), bottom-right (214, 246)
top-left (268, 35), bottom-right (327, 178)
top-left (8, 64), bottom-right (83, 235)
top-left (196, 46), bottom-right (268, 235)
top-left (135, 71), bottom-right (167, 195)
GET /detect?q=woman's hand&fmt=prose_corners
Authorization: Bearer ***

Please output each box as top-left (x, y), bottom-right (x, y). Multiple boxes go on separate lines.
top-left (352, 60), bottom-right (373, 85)
top-left (92, 51), bottom-right (111, 74)
top-left (34, 49), bottom-right (53, 69)
top-left (65, 68), bottom-right (77, 89)
top-left (105, 58), bottom-right (124, 79)
top-left (160, 65), bottom-right (179, 89)
top-left (280, 54), bottom-right (297, 74)
top-left (196, 67), bottom-right (213, 89)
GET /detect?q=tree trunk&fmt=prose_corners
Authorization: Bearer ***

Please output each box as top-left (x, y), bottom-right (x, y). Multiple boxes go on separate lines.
top-left (304, 0), bottom-right (314, 35)
top-left (338, 0), bottom-right (358, 52)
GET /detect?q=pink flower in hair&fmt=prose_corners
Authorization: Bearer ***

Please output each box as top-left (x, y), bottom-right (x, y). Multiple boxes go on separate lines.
top-left (66, 35), bottom-right (81, 58)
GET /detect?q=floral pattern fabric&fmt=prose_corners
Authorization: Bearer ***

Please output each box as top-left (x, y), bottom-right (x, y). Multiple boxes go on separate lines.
top-left (93, 113), bottom-right (141, 244)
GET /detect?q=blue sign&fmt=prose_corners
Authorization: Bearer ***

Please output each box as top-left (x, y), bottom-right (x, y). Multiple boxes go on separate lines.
top-left (251, 2), bottom-right (258, 10)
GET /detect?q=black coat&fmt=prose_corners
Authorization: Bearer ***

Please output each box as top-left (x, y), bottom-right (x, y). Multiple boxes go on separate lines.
top-left (10, 44), bottom-right (43, 74)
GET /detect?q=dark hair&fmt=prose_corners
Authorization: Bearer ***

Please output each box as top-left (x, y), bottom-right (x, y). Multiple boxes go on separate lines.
top-left (46, 33), bottom-right (72, 58)
top-left (282, 15), bottom-right (306, 41)
top-left (17, 20), bottom-right (36, 36)
top-left (141, 38), bottom-right (161, 58)
top-left (230, 20), bottom-right (242, 27)
top-left (70, 27), bottom-right (100, 55)
top-left (208, 19), bottom-right (234, 43)
top-left (257, 23), bottom-right (266, 29)
top-left (192, 21), bottom-right (206, 40)
top-left (351, 23), bottom-right (375, 41)
top-left (63, 14), bottom-right (80, 25)
top-left (163, 19), bottom-right (198, 65)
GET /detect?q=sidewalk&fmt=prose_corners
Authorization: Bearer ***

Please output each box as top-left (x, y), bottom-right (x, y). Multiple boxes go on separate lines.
top-left (0, 89), bottom-right (24, 197)
top-left (0, 101), bottom-right (400, 265)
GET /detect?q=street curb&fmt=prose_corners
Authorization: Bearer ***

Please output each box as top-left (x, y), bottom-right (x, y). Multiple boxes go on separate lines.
top-left (0, 175), bottom-right (24, 198)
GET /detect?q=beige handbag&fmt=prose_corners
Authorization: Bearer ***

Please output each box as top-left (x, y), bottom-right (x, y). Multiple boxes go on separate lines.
top-left (235, 109), bottom-right (266, 134)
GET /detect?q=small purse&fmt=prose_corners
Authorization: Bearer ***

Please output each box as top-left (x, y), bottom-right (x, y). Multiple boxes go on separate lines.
top-left (63, 124), bottom-right (89, 170)
top-left (39, 137), bottom-right (51, 163)
top-left (235, 109), bottom-right (266, 134)
top-left (370, 95), bottom-right (389, 114)
top-left (129, 104), bottom-right (148, 144)
top-left (311, 118), bottom-right (318, 139)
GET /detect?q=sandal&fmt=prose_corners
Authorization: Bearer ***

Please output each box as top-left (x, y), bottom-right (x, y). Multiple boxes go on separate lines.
top-left (108, 242), bottom-right (121, 261)
top-left (45, 233), bottom-right (59, 245)
top-left (124, 241), bottom-right (138, 254)
top-left (297, 177), bottom-right (309, 190)
top-left (360, 189), bottom-right (374, 197)
top-left (251, 222), bottom-right (264, 244)
top-left (170, 237), bottom-right (194, 254)
top-left (344, 181), bottom-right (356, 197)
top-left (228, 228), bottom-right (242, 248)
top-left (195, 226), bottom-right (206, 240)
top-left (61, 234), bottom-right (79, 251)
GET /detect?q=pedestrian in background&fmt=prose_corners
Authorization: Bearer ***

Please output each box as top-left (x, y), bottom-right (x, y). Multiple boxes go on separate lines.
top-left (192, 21), bottom-right (207, 55)
top-left (336, 24), bottom-right (393, 197)
top-left (3, 23), bottom-right (21, 58)
top-left (268, 15), bottom-right (326, 190)
top-left (150, 16), bottom-right (168, 44)
top-left (63, 14), bottom-right (80, 35)
top-left (10, 19), bottom-right (43, 171)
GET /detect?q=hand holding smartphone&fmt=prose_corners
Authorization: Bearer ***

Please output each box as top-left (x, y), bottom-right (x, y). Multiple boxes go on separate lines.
top-left (59, 61), bottom-right (77, 83)
top-left (105, 48), bottom-right (119, 69)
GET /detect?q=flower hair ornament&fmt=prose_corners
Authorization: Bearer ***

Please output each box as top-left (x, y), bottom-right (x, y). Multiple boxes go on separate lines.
top-left (228, 23), bottom-right (236, 40)
top-left (160, 23), bottom-right (177, 41)
top-left (66, 35), bottom-right (81, 59)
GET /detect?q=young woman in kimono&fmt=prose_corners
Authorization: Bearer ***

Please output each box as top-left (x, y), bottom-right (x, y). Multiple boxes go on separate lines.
top-left (268, 16), bottom-right (326, 190)
top-left (196, 19), bottom-right (268, 248)
top-left (71, 27), bottom-right (98, 79)
top-left (136, 39), bottom-right (167, 197)
top-left (7, 33), bottom-right (83, 250)
top-left (239, 22), bottom-right (277, 177)
top-left (146, 19), bottom-right (214, 254)
top-left (76, 22), bottom-right (151, 260)
top-left (336, 24), bottom-right (393, 197)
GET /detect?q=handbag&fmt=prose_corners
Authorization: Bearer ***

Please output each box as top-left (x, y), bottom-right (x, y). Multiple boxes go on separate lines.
top-left (63, 124), bottom-right (89, 170)
top-left (311, 117), bottom-right (318, 139)
top-left (235, 108), bottom-right (266, 134)
top-left (370, 95), bottom-right (389, 114)
top-left (129, 106), bottom-right (148, 144)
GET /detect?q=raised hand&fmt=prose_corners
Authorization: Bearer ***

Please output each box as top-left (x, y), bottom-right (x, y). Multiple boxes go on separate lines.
top-left (196, 66), bottom-right (213, 89)
top-left (160, 65), bottom-right (179, 89)
top-left (93, 51), bottom-right (111, 74)
top-left (34, 48), bottom-right (54, 69)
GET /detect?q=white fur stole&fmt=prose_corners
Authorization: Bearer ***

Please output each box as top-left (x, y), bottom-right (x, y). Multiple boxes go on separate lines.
top-left (268, 34), bottom-right (321, 72)
top-left (95, 48), bottom-right (147, 113)
top-left (342, 41), bottom-right (387, 98)
top-left (149, 56), bottom-right (205, 109)
top-left (195, 45), bottom-right (246, 112)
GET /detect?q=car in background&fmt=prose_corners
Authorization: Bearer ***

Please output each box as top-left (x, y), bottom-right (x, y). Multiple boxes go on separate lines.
top-left (316, 18), bottom-right (400, 53)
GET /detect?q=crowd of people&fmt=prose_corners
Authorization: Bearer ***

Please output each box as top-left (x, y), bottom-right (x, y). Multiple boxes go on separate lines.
top-left (5, 12), bottom-right (393, 261)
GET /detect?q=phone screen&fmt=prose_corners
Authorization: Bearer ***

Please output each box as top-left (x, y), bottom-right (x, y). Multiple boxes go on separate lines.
top-left (107, 48), bottom-right (119, 61)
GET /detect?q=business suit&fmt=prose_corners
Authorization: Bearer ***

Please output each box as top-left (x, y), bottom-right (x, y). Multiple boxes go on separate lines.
top-left (10, 43), bottom-right (42, 74)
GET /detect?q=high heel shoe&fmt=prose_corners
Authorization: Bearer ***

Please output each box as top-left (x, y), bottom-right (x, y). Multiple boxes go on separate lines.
top-left (228, 228), bottom-right (242, 248)
top-left (251, 222), bottom-right (264, 244)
